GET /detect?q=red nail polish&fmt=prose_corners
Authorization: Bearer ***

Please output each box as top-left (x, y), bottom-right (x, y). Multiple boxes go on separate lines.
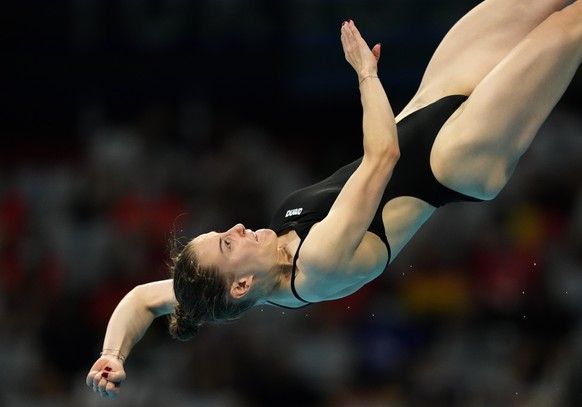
top-left (102, 372), bottom-right (109, 379)
top-left (104, 367), bottom-right (112, 371)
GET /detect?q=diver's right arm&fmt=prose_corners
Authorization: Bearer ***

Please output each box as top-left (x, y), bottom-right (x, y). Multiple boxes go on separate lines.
top-left (298, 20), bottom-right (398, 293)
top-left (86, 279), bottom-right (176, 399)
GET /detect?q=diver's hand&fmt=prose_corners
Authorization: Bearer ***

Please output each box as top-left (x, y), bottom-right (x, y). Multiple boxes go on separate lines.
top-left (86, 355), bottom-right (126, 399)
top-left (340, 20), bottom-right (381, 81)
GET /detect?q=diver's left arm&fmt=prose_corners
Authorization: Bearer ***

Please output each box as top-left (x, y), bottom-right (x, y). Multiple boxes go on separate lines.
top-left (86, 279), bottom-right (176, 399)
top-left (100, 279), bottom-right (176, 359)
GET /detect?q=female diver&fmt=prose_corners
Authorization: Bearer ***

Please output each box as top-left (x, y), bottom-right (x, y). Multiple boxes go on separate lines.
top-left (87, 0), bottom-right (582, 398)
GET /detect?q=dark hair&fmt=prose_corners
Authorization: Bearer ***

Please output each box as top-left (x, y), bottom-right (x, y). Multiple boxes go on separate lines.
top-left (168, 238), bottom-right (256, 341)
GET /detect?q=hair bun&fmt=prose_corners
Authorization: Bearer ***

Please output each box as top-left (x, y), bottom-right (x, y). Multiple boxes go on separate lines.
top-left (169, 304), bottom-right (202, 341)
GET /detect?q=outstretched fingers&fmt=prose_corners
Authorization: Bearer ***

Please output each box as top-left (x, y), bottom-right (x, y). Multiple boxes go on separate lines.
top-left (340, 20), bottom-right (361, 53)
top-left (340, 20), bottom-right (379, 77)
top-left (340, 21), bottom-right (350, 51)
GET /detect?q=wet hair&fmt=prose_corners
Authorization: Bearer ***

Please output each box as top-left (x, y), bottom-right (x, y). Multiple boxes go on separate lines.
top-left (168, 237), bottom-right (256, 341)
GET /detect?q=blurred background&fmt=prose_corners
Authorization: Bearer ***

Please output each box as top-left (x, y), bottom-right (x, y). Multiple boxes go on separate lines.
top-left (2, 0), bottom-right (582, 406)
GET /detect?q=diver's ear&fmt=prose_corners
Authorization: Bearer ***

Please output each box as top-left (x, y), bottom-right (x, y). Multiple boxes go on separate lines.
top-left (230, 275), bottom-right (254, 299)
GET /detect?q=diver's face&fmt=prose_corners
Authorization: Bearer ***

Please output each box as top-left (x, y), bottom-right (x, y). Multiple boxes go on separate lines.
top-left (192, 224), bottom-right (279, 278)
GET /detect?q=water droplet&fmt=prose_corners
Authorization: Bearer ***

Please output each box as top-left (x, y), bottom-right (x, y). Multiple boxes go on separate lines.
top-left (522, 291), bottom-right (525, 295)
top-left (533, 262), bottom-right (537, 266)
top-left (282, 311), bottom-right (285, 315)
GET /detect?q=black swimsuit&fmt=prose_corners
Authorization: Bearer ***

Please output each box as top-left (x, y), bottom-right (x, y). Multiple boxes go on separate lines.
top-left (267, 95), bottom-right (482, 308)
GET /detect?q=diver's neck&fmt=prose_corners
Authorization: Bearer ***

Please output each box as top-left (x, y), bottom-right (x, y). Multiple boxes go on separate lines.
top-left (276, 229), bottom-right (301, 267)
top-left (256, 231), bottom-right (300, 303)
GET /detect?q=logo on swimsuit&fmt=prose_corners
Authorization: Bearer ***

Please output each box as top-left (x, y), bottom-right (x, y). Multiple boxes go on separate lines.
top-left (285, 208), bottom-right (303, 217)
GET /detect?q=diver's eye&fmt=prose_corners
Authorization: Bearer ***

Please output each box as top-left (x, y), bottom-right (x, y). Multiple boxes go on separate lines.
top-left (224, 239), bottom-right (231, 249)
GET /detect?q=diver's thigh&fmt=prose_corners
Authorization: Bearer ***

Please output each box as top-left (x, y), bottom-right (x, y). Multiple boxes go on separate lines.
top-left (431, 6), bottom-right (582, 199)
top-left (414, 0), bottom-right (567, 99)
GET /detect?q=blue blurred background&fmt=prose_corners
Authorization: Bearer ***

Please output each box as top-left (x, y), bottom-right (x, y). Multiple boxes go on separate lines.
top-left (2, 0), bottom-right (582, 406)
